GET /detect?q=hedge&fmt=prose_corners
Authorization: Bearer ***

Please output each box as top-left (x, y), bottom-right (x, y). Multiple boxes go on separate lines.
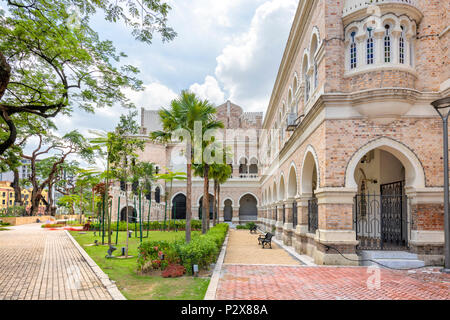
top-left (91, 219), bottom-right (202, 232)
top-left (236, 222), bottom-right (256, 230)
top-left (138, 223), bottom-right (229, 275)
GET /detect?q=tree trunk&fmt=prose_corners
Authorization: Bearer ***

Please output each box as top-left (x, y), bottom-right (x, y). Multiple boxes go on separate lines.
top-left (202, 164), bottom-right (209, 234)
top-left (213, 180), bottom-right (217, 227)
top-left (125, 183), bottom-right (129, 258)
top-left (12, 169), bottom-right (23, 206)
top-left (216, 184), bottom-right (220, 227)
top-left (186, 163), bottom-right (192, 243)
top-left (30, 190), bottom-right (42, 216)
top-left (46, 183), bottom-right (53, 215)
top-left (0, 51), bottom-right (16, 156)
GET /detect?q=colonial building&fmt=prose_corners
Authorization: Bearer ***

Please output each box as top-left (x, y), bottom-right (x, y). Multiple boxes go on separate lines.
top-left (111, 102), bottom-right (263, 225)
top-left (258, 0), bottom-right (449, 266)
top-left (111, 0), bottom-right (448, 266)
top-left (0, 181), bottom-right (48, 215)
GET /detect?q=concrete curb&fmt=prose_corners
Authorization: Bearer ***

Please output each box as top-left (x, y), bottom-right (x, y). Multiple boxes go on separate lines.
top-left (65, 230), bottom-right (127, 300)
top-left (204, 231), bottom-right (230, 300)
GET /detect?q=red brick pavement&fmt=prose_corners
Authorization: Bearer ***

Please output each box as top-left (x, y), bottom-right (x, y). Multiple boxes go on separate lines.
top-left (215, 265), bottom-right (450, 300)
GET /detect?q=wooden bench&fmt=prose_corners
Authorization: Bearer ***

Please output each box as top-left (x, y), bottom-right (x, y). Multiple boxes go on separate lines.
top-left (258, 232), bottom-right (273, 249)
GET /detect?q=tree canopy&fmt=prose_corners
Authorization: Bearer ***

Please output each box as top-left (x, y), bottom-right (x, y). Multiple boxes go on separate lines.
top-left (0, 0), bottom-right (176, 154)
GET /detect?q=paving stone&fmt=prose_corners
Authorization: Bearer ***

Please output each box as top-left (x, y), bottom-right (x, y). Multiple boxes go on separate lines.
top-left (0, 224), bottom-right (113, 300)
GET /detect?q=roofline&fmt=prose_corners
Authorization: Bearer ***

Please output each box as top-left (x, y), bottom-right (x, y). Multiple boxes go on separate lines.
top-left (262, 0), bottom-right (316, 128)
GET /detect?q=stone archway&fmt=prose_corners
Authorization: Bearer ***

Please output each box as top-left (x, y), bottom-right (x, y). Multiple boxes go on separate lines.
top-left (120, 206), bottom-right (137, 222)
top-left (239, 194), bottom-right (258, 221)
top-left (172, 193), bottom-right (186, 220)
top-left (353, 147), bottom-right (410, 250)
top-left (224, 199), bottom-right (233, 222)
top-left (198, 194), bottom-right (214, 220)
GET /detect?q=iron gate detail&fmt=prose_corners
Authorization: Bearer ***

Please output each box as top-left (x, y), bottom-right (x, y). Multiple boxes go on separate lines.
top-left (308, 198), bottom-right (318, 233)
top-left (354, 189), bottom-right (408, 250)
top-left (293, 201), bottom-right (298, 227)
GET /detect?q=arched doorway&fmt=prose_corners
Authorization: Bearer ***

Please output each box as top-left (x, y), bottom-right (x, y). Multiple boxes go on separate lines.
top-left (354, 148), bottom-right (407, 250)
top-left (239, 194), bottom-right (257, 221)
top-left (301, 150), bottom-right (318, 234)
top-left (120, 206), bottom-right (137, 222)
top-left (172, 194), bottom-right (186, 220)
top-left (198, 194), bottom-right (214, 220)
top-left (224, 199), bottom-right (233, 221)
top-left (155, 187), bottom-right (161, 203)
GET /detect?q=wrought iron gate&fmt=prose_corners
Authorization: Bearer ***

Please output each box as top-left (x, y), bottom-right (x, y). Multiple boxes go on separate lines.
top-left (308, 198), bottom-right (318, 233)
top-left (293, 201), bottom-right (298, 227)
top-left (354, 181), bottom-right (408, 250)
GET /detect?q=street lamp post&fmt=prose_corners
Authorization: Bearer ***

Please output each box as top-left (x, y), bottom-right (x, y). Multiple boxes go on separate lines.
top-left (431, 97), bottom-right (450, 273)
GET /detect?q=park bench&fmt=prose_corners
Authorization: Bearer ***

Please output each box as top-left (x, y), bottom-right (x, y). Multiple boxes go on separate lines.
top-left (258, 232), bottom-right (273, 249)
top-left (249, 225), bottom-right (257, 234)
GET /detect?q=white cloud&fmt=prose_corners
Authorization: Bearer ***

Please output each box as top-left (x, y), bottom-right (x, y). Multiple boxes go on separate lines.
top-left (214, 0), bottom-right (297, 112)
top-left (189, 76), bottom-right (226, 105)
top-left (125, 82), bottom-right (178, 110)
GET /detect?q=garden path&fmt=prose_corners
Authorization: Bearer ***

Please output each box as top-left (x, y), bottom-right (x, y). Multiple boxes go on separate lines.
top-left (0, 223), bottom-right (114, 300)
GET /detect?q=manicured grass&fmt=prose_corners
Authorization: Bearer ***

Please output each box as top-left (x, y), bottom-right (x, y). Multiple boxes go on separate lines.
top-left (69, 230), bottom-right (210, 300)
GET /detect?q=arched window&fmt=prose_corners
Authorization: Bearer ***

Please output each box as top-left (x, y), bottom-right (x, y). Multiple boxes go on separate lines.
top-left (350, 31), bottom-right (357, 69)
top-left (155, 187), bottom-right (161, 203)
top-left (366, 28), bottom-right (374, 65)
top-left (302, 55), bottom-right (310, 103)
top-left (384, 25), bottom-right (391, 63)
top-left (399, 26), bottom-right (405, 64)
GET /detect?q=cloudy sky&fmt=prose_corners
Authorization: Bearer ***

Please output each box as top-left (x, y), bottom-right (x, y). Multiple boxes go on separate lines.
top-left (54, 0), bottom-right (298, 137)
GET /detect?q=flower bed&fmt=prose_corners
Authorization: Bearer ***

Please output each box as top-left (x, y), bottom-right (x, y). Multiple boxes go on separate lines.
top-left (41, 223), bottom-right (65, 228)
top-left (138, 223), bottom-right (229, 276)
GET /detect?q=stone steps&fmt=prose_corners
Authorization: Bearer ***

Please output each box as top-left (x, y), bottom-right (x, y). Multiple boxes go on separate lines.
top-left (359, 250), bottom-right (425, 269)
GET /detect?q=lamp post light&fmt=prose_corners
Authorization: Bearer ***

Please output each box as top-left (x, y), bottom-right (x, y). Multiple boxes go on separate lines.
top-left (431, 97), bottom-right (450, 273)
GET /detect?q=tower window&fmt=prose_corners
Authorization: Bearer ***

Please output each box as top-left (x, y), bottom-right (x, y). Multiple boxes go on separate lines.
top-left (350, 31), bottom-right (357, 69)
top-left (384, 25), bottom-right (391, 63)
top-left (399, 26), bottom-right (405, 64)
top-left (367, 28), bottom-right (374, 65)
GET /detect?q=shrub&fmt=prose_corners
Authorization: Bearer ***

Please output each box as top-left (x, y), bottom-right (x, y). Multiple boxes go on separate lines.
top-left (162, 264), bottom-right (186, 278)
top-left (138, 223), bottom-right (229, 276)
top-left (92, 220), bottom-right (202, 232)
top-left (236, 222), bottom-right (256, 230)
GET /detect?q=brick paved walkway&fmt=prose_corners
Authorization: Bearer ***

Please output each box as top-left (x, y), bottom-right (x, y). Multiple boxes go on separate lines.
top-left (214, 229), bottom-right (450, 300)
top-left (0, 224), bottom-right (113, 300)
top-left (215, 265), bottom-right (450, 300)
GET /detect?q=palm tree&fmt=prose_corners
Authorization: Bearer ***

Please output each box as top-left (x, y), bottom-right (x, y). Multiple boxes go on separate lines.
top-left (150, 90), bottom-right (223, 241)
top-left (209, 163), bottom-right (232, 226)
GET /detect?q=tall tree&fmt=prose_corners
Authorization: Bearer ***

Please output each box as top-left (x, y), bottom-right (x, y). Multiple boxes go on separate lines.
top-left (209, 162), bottom-right (232, 226)
top-left (92, 111), bottom-right (144, 252)
top-left (151, 91), bottom-right (223, 239)
top-left (0, 0), bottom-right (176, 155)
top-left (22, 130), bottom-right (94, 215)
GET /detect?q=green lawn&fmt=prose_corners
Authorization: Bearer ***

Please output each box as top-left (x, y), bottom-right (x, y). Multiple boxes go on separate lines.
top-left (69, 230), bottom-right (210, 300)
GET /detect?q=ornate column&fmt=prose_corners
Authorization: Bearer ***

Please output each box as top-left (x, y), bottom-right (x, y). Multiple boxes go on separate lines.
top-left (275, 202), bottom-right (284, 240)
top-left (218, 205), bottom-right (224, 223)
top-left (232, 206), bottom-right (240, 223)
top-left (374, 27), bottom-right (385, 66)
top-left (406, 187), bottom-right (445, 266)
top-left (313, 188), bottom-right (359, 266)
top-left (294, 193), bottom-right (311, 255)
top-left (192, 206), bottom-right (199, 220)
top-left (282, 198), bottom-right (294, 246)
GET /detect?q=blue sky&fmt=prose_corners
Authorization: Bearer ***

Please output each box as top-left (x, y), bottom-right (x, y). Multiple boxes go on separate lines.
top-left (53, 0), bottom-right (298, 137)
